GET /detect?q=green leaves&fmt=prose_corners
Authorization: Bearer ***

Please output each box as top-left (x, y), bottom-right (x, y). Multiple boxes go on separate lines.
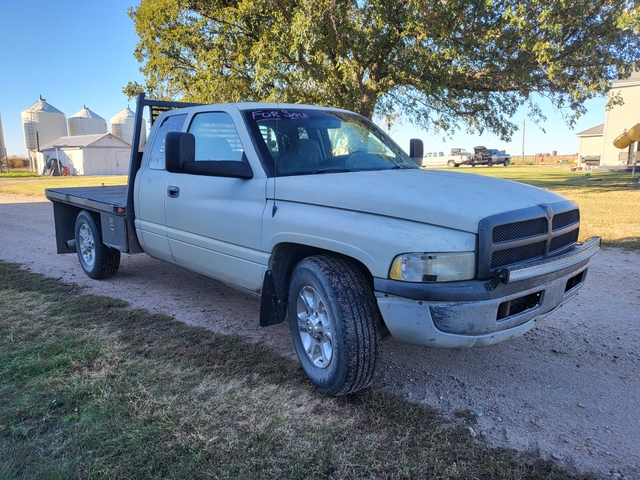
top-left (126, 0), bottom-right (640, 141)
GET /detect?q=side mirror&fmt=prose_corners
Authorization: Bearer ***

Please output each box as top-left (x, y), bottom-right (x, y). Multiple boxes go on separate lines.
top-left (409, 138), bottom-right (424, 166)
top-left (165, 132), bottom-right (195, 173)
top-left (181, 158), bottom-right (253, 179)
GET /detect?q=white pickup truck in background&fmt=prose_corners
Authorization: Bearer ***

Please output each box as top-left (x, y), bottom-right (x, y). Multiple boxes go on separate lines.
top-left (45, 95), bottom-right (600, 396)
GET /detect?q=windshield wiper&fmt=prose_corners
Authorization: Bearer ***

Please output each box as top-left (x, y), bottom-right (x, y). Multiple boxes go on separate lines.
top-left (312, 167), bottom-right (355, 174)
top-left (391, 164), bottom-right (414, 169)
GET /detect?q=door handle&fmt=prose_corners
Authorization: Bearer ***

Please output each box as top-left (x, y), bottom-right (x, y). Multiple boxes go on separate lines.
top-left (167, 186), bottom-right (180, 198)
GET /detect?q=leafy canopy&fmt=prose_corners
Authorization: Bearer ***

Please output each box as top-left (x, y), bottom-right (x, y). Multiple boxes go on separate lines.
top-left (126, 0), bottom-right (640, 141)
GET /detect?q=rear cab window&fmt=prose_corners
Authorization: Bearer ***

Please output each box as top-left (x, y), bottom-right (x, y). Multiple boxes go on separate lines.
top-left (148, 114), bottom-right (188, 170)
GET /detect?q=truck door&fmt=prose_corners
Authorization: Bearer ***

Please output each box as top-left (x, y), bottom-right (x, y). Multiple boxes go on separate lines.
top-left (163, 111), bottom-right (267, 292)
top-left (135, 113), bottom-right (189, 263)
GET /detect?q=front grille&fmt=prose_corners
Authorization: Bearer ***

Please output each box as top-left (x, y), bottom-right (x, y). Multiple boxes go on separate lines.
top-left (477, 202), bottom-right (581, 278)
top-left (552, 210), bottom-right (579, 231)
top-left (493, 218), bottom-right (547, 243)
top-left (491, 241), bottom-right (545, 268)
top-left (550, 229), bottom-right (579, 253)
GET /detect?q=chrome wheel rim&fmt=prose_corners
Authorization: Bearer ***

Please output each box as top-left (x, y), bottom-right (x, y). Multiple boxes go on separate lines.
top-left (296, 285), bottom-right (333, 368)
top-left (78, 223), bottom-right (96, 268)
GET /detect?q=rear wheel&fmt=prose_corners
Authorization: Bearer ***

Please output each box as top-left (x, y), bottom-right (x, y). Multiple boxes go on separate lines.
top-left (288, 255), bottom-right (381, 395)
top-left (75, 210), bottom-right (120, 279)
top-left (447, 160), bottom-right (455, 167)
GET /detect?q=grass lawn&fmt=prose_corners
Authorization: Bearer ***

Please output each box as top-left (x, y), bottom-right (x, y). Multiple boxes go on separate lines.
top-left (1, 165), bottom-right (637, 248)
top-left (2, 166), bottom-right (638, 248)
top-left (431, 165), bottom-right (640, 249)
top-left (0, 174), bottom-right (127, 196)
top-left (0, 262), bottom-right (594, 479)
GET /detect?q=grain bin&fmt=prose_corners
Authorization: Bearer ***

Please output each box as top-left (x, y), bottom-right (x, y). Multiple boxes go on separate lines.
top-left (110, 106), bottom-right (146, 148)
top-left (21, 96), bottom-right (68, 151)
top-left (68, 106), bottom-right (107, 136)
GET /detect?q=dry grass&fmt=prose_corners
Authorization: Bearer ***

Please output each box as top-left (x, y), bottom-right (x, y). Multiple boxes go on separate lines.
top-left (449, 166), bottom-right (640, 248)
top-left (3, 166), bottom-right (637, 247)
top-left (2, 166), bottom-right (638, 248)
top-left (0, 261), bottom-right (594, 479)
top-left (0, 175), bottom-right (127, 196)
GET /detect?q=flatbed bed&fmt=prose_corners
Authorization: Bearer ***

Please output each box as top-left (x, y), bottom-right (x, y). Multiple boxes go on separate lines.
top-left (44, 95), bottom-right (202, 258)
top-left (45, 185), bottom-right (128, 214)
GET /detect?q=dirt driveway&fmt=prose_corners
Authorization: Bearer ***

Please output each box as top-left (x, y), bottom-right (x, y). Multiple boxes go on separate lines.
top-left (1, 194), bottom-right (638, 478)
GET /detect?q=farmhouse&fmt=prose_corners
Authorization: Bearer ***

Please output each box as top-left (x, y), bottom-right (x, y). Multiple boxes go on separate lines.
top-left (577, 71), bottom-right (640, 167)
top-left (38, 133), bottom-right (131, 176)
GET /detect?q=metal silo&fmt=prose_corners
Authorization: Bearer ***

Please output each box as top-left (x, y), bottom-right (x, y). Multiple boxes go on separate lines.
top-left (110, 106), bottom-right (146, 148)
top-left (68, 106), bottom-right (108, 136)
top-left (0, 114), bottom-right (7, 172)
top-left (21, 96), bottom-right (68, 152)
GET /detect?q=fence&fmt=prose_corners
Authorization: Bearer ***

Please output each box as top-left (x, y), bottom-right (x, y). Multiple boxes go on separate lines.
top-left (510, 154), bottom-right (578, 165)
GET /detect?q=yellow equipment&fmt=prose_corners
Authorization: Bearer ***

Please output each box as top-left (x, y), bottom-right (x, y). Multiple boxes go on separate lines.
top-left (613, 123), bottom-right (640, 149)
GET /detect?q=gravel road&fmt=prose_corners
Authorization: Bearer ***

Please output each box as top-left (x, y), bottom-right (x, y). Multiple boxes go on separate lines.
top-left (1, 194), bottom-right (638, 478)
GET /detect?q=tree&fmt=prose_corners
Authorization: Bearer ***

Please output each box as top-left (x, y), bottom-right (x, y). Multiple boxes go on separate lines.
top-left (126, 0), bottom-right (640, 141)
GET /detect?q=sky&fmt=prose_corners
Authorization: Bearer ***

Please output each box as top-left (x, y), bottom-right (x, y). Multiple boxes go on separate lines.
top-left (0, 1), bottom-right (608, 159)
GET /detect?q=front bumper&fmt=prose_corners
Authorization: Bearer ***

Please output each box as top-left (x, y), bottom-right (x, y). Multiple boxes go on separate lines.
top-left (374, 237), bottom-right (600, 348)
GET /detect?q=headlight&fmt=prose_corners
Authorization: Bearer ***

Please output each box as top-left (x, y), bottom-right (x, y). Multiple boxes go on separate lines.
top-left (389, 252), bottom-right (476, 282)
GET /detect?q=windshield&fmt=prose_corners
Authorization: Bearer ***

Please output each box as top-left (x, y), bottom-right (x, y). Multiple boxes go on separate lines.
top-left (243, 108), bottom-right (417, 176)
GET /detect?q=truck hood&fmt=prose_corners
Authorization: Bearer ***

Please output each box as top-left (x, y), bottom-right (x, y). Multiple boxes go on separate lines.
top-left (270, 169), bottom-right (569, 234)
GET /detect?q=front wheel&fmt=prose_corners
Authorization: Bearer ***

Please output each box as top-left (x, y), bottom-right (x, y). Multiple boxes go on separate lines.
top-left (503, 159), bottom-right (510, 167)
top-left (288, 255), bottom-right (381, 395)
top-left (75, 210), bottom-right (121, 279)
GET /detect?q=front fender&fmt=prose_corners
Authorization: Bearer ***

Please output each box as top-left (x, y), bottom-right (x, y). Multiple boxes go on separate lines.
top-left (262, 200), bottom-right (477, 279)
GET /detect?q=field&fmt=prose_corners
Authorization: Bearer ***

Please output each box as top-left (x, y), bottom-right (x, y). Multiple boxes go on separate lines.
top-left (0, 174), bottom-right (127, 196)
top-left (445, 165), bottom-right (639, 248)
top-left (1, 166), bottom-right (638, 248)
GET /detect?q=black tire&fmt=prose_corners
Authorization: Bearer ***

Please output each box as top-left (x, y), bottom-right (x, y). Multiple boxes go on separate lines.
top-left (503, 159), bottom-right (510, 167)
top-left (75, 210), bottom-right (121, 279)
top-left (487, 159), bottom-right (493, 167)
top-left (288, 255), bottom-right (381, 395)
top-left (447, 160), bottom-right (455, 168)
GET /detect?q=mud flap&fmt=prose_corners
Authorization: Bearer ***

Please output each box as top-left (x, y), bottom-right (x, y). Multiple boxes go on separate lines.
top-left (259, 270), bottom-right (287, 326)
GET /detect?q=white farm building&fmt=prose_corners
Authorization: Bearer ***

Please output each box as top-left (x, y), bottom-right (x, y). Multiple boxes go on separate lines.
top-left (576, 72), bottom-right (640, 167)
top-left (38, 133), bottom-right (131, 176)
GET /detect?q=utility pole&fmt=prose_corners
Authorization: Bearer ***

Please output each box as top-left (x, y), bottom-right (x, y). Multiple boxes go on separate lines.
top-left (521, 119), bottom-right (526, 163)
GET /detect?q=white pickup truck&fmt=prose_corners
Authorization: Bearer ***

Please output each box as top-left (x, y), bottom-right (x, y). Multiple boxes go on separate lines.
top-left (45, 95), bottom-right (600, 395)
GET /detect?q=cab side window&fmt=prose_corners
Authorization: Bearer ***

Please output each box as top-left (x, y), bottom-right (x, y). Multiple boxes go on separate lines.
top-left (148, 114), bottom-right (187, 170)
top-left (188, 112), bottom-right (244, 162)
